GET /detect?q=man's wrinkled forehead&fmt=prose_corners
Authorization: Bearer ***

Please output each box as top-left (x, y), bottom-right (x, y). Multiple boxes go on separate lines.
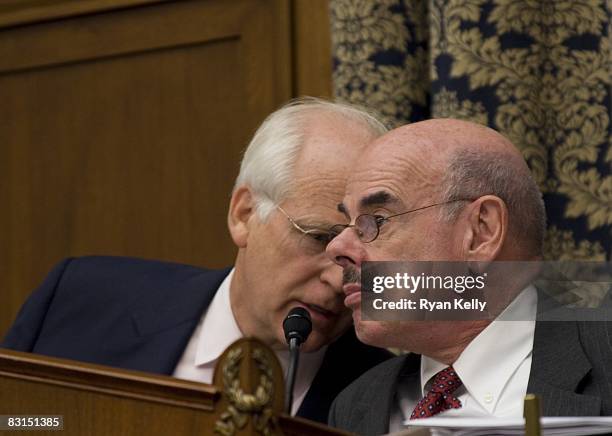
top-left (286, 113), bottom-right (377, 212)
top-left (341, 137), bottom-right (444, 213)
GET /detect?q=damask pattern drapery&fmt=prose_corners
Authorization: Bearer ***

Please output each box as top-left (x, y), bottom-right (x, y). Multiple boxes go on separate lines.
top-left (331, 0), bottom-right (611, 260)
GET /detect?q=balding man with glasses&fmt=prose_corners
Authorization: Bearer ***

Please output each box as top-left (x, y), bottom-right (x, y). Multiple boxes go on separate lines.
top-left (326, 118), bottom-right (612, 434)
top-left (2, 98), bottom-right (392, 424)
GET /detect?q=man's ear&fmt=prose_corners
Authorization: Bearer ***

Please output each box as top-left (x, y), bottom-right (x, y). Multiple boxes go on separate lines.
top-left (227, 186), bottom-right (256, 248)
top-left (463, 195), bottom-right (507, 262)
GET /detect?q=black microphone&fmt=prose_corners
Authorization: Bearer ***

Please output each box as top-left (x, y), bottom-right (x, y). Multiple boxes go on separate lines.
top-left (282, 307), bottom-right (312, 414)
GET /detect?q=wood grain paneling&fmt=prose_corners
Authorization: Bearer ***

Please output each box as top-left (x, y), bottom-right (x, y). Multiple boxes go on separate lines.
top-left (0, 0), bottom-right (333, 337)
top-left (291, 0), bottom-right (332, 98)
top-left (0, 349), bottom-right (225, 435)
top-left (0, 0), bottom-right (167, 28)
top-left (0, 346), bottom-right (348, 435)
top-left (0, 0), bottom-right (318, 335)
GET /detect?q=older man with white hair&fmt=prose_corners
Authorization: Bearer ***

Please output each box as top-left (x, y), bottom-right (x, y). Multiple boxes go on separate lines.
top-left (2, 98), bottom-right (392, 423)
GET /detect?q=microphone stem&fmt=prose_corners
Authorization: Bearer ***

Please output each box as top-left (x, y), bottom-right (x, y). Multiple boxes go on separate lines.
top-left (284, 337), bottom-right (300, 414)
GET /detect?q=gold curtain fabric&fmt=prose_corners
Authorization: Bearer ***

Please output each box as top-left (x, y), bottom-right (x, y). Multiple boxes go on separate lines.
top-left (331, 0), bottom-right (611, 260)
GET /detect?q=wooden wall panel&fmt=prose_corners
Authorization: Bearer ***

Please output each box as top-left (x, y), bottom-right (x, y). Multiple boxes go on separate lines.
top-left (291, 0), bottom-right (332, 98)
top-left (0, 0), bottom-right (324, 336)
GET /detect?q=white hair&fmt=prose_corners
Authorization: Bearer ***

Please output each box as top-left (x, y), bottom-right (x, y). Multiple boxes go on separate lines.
top-left (233, 97), bottom-right (387, 220)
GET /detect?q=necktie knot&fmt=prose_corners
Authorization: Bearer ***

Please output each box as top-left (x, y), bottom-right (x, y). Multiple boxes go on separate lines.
top-left (410, 366), bottom-right (463, 420)
top-left (430, 366), bottom-right (462, 394)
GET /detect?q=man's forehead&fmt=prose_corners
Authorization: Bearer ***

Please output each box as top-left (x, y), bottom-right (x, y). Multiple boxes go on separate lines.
top-left (294, 116), bottom-right (374, 169)
top-left (288, 114), bottom-right (377, 213)
top-left (344, 141), bottom-right (443, 209)
top-left (291, 152), bottom-right (358, 208)
top-left (286, 163), bottom-right (358, 221)
top-left (290, 177), bottom-right (347, 209)
top-left (284, 193), bottom-right (348, 226)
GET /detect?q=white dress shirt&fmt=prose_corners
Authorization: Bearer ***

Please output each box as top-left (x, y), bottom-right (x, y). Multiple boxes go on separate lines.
top-left (390, 285), bottom-right (537, 431)
top-left (172, 269), bottom-right (327, 415)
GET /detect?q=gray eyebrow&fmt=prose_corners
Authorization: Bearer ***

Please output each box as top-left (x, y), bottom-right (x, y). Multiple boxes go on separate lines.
top-left (359, 191), bottom-right (399, 208)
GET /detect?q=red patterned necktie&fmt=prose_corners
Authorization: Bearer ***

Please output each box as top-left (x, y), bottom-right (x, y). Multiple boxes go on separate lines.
top-left (410, 366), bottom-right (463, 419)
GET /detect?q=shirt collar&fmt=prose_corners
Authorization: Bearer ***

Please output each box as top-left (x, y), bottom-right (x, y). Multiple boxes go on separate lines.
top-left (195, 269), bottom-right (242, 365)
top-left (194, 269), bottom-right (328, 372)
top-left (193, 268), bottom-right (327, 414)
top-left (421, 285), bottom-right (537, 413)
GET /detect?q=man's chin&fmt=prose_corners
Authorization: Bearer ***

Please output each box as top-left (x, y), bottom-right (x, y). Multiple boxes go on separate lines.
top-left (354, 320), bottom-right (396, 349)
top-left (267, 333), bottom-right (326, 353)
top-left (299, 334), bottom-right (329, 353)
top-left (352, 309), bottom-right (383, 346)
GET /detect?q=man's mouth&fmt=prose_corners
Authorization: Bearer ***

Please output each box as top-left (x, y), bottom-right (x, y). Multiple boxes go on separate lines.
top-left (342, 265), bottom-right (362, 309)
top-left (306, 303), bottom-right (334, 316)
top-left (297, 303), bottom-right (340, 325)
top-left (342, 283), bottom-right (361, 309)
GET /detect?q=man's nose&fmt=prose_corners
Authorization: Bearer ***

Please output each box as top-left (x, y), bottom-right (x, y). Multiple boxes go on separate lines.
top-left (326, 227), bottom-right (366, 269)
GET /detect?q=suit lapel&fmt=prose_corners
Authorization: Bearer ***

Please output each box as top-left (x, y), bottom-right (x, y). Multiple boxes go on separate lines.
top-left (350, 353), bottom-right (420, 435)
top-left (297, 329), bottom-right (392, 424)
top-left (528, 319), bottom-right (601, 415)
top-left (128, 268), bottom-right (230, 374)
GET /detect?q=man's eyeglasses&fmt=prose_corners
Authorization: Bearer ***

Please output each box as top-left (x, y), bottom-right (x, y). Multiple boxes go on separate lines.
top-left (328, 199), bottom-right (475, 244)
top-left (277, 206), bottom-right (337, 250)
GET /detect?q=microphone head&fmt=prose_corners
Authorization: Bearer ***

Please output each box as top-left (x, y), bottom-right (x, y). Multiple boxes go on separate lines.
top-left (283, 307), bottom-right (312, 345)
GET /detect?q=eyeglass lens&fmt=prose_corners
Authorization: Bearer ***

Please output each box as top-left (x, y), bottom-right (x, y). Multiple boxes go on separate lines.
top-left (329, 215), bottom-right (380, 243)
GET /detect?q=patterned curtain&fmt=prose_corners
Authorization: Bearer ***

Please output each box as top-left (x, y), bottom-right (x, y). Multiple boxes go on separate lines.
top-left (331, 0), bottom-right (611, 260)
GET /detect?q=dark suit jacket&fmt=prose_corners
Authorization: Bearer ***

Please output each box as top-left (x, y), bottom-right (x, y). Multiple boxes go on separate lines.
top-left (1, 256), bottom-right (392, 424)
top-left (329, 318), bottom-right (612, 435)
